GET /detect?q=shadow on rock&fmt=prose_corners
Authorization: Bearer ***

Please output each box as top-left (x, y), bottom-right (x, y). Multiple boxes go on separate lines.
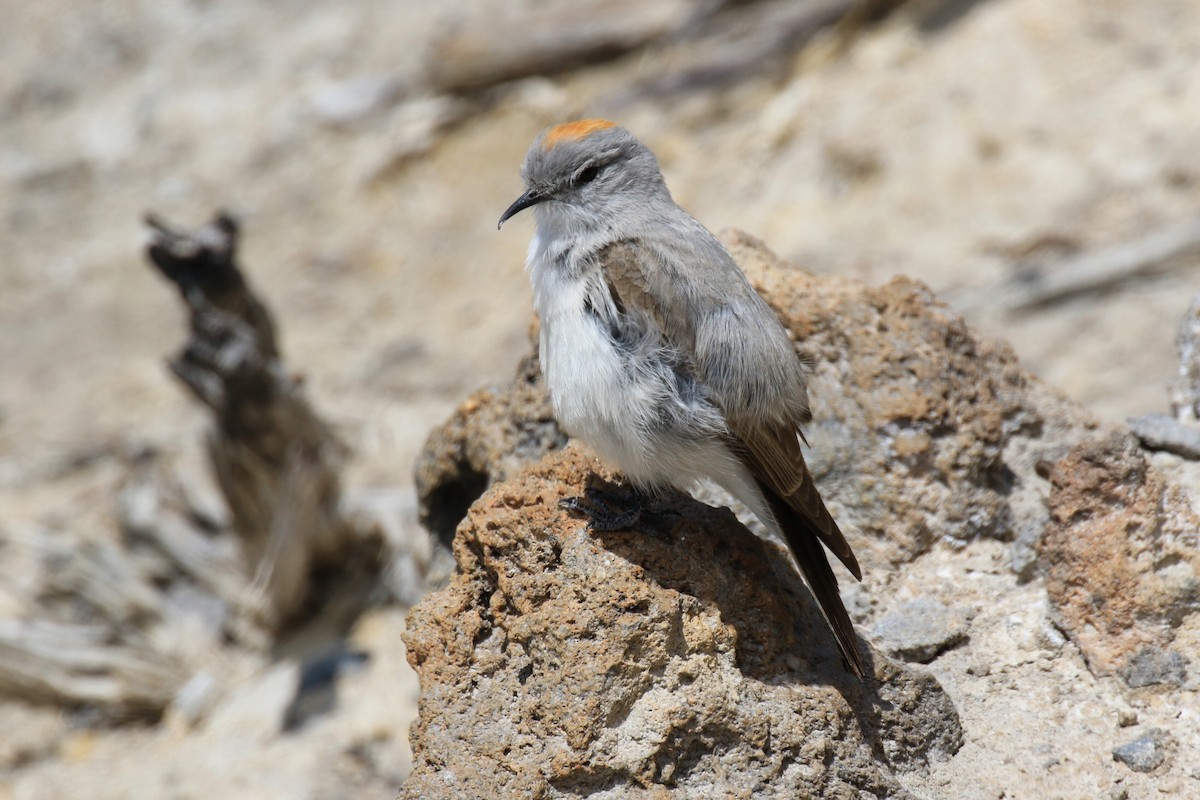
top-left (576, 472), bottom-right (866, 688)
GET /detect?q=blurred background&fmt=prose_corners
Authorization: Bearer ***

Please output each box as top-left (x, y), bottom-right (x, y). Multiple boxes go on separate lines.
top-left (2, 0), bottom-right (1199, 796)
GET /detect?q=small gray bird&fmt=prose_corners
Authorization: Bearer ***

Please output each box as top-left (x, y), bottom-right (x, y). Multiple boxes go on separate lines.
top-left (499, 120), bottom-right (865, 678)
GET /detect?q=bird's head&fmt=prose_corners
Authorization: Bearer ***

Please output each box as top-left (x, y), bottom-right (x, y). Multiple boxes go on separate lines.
top-left (498, 120), bottom-right (670, 232)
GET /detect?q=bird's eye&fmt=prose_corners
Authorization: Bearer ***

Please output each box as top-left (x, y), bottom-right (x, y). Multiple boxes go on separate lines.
top-left (575, 165), bottom-right (600, 186)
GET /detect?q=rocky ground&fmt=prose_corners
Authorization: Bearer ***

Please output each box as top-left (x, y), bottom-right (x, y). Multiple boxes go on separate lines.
top-left (2, 0), bottom-right (1199, 798)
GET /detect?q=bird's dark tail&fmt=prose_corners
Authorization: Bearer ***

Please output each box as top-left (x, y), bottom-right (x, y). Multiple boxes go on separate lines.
top-left (760, 482), bottom-right (866, 679)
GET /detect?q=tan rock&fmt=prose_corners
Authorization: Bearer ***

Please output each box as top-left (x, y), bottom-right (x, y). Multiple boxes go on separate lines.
top-left (414, 352), bottom-right (565, 547)
top-left (725, 230), bottom-right (1049, 566)
top-left (402, 446), bottom-right (960, 798)
top-left (1039, 435), bottom-right (1200, 677)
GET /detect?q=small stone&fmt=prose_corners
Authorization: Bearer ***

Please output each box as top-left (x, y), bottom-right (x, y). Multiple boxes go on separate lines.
top-left (1117, 708), bottom-right (1138, 728)
top-left (1128, 413), bottom-right (1200, 460)
top-left (1112, 728), bottom-right (1173, 773)
top-left (1040, 435), bottom-right (1200, 677)
top-left (1119, 646), bottom-right (1190, 688)
top-left (965, 659), bottom-right (991, 677)
top-left (872, 598), bottom-right (968, 663)
top-left (1009, 529), bottom-right (1039, 582)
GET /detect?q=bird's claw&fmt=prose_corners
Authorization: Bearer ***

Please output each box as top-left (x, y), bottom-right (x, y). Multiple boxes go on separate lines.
top-left (558, 492), bottom-right (643, 532)
top-left (558, 487), bottom-right (679, 538)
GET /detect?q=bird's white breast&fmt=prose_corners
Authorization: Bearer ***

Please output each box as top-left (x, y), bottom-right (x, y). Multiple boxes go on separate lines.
top-left (526, 234), bottom-right (750, 497)
top-left (528, 236), bottom-right (634, 463)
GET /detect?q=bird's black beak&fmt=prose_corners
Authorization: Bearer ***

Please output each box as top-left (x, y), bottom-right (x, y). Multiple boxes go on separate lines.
top-left (497, 188), bottom-right (545, 230)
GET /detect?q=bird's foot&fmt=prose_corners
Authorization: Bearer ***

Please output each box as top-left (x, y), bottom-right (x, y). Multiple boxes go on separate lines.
top-left (559, 487), bottom-right (677, 538)
top-left (559, 488), bottom-right (643, 531)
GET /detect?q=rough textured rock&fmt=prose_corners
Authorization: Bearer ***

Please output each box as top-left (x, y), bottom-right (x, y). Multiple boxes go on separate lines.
top-left (406, 231), bottom-right (1200, 797)
top-left (414, 352), bottom-right (566, 548)
top-left (1038, 435), bottom-right (1200, 677)
top-left (725, 231), bottom-right (1049, 566)
top-left (402, 446), bottom-right (961, 799)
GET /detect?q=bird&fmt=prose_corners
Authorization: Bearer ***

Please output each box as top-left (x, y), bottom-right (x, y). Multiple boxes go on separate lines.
top-left (498, 119), bottom-right (865, 678)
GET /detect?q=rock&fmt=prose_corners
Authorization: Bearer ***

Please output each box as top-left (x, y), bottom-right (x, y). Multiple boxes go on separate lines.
top-left (872, 598), bottom-right (968, 664)
top-left (1008, 502), bottom-right (1049, 582)
top-left (1118, 646), bottom-right (1190, 688)
top-left (1112, 728), bottom-right (1174, 773)
top-left (724, 230), bottom-right (1059, 567)
top-left (414, 352), bottom-right (566, 548)
top-left (1127, 413), bottom-right (1200, 460)
top-left (1038, 435), bottom-right (1200, 676)
top-left (401, 446), bottom-right (961, 799)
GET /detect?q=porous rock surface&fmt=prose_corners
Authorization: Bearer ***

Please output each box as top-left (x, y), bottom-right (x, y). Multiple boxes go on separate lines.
top-left (727, 230), bottom-right (1050, 566)
top-left (402, 446), bottom-right (961, 799)
top-left (415, 351), bottom-right (565, 548)
top-left (1039, 434), bottom-right (1200, 678)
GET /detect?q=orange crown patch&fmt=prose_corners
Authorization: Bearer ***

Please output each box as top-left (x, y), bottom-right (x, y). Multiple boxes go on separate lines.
top-left (542, 119), bottom-right (617, 150)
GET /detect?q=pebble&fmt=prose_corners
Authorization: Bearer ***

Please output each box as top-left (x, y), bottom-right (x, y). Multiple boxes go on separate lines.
top-left (1120, 646), bottom-right (1189, 688)
top-left (872, 598), bottom-right (968, 663)
top-left (1111, 728), bottom-right (1173, 773)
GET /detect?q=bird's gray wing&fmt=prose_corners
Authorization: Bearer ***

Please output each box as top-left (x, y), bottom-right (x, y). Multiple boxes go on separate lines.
top-left (596, 238), bottom-right (861, 581)
top-left (597, 239), bottom-right (697, 350)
